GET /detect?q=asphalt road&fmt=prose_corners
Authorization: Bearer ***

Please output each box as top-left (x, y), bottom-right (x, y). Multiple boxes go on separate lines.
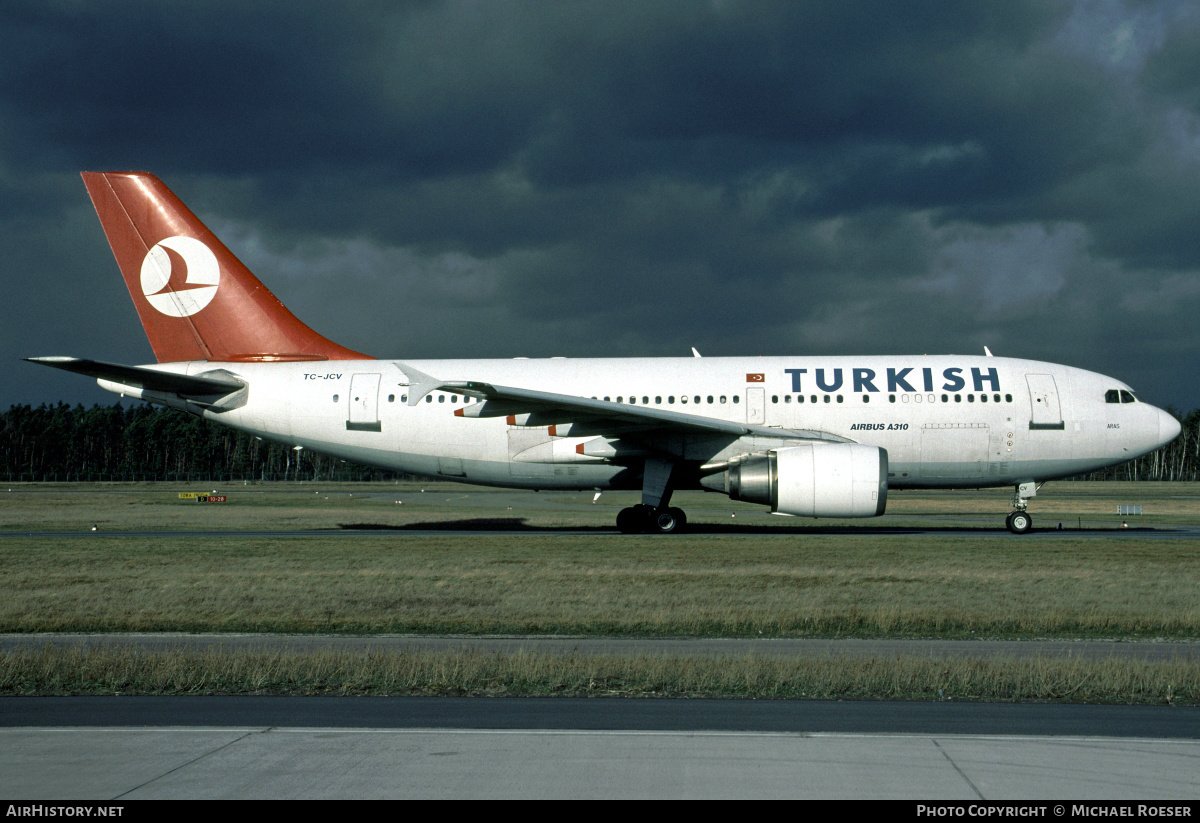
top-left (4, 695), bottom-right (1200, 737)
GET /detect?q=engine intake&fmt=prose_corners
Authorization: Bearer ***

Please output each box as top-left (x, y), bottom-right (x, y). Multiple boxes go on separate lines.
top-left (714, 443), bottom-right (887, 518)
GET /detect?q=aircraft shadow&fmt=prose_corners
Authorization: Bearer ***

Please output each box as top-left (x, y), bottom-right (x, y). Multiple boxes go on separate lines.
top-left (337, 520), bottom-right (1157, 536)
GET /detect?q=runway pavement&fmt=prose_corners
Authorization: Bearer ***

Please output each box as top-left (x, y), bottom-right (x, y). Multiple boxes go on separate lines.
top-left (3, 698), bottom-right (1199, 799)
top-left (3, 525), bottom-right (1198, 538)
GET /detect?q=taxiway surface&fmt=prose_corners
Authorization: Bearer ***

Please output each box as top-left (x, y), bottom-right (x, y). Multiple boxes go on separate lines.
top-left (3, 698), bottom-right (1199, 799)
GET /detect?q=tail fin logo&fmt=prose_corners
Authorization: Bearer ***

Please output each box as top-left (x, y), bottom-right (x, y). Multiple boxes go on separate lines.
top-left (139, 236), bottom-right (220, 317)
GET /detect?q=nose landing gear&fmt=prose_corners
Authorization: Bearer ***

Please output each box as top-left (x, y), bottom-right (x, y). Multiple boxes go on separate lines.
top-left (1005, 510), bottom-right (1032, 534)
top-left (1006, 481), bottom-right (1039, 534)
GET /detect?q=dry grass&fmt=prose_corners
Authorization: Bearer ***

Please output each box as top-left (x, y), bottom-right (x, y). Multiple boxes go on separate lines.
top-left (1, 644), bottom-right (1195, 703)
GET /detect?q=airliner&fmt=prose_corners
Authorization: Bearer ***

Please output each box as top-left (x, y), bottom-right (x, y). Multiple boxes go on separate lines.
top-left (27, 172), bottom-right (1181, 534)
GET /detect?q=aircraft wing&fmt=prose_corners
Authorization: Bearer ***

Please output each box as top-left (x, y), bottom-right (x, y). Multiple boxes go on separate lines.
top-left (395, 362), bottom-right (846, 442)
top-left (25, 357), bottom-right (245, 396)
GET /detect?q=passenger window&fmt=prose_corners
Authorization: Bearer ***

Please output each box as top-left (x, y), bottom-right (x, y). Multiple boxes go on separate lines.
top-left (333, 394), bottom-right (339, 403)
top-left (797, 395), bottom-right (804, 403)
top-left (772, 395), bottom-right (778, 403)
top-left (643, 396), bottom-right (650, 404)
top-left (889, 394), bottom-right (896, 403)
top-left (967, 394), bottom-right (974, 403)
top-left (941, 394), bottom-right (948, 403)
top-left (1005, 394), bottom-right (1012, 402)
top-left (863, 395), bottom-right (870, 403)
top-left (387, 394), bottom-right (395, 403)
top-left (993, 394), bottom-right (1000, 403)
top-left (810, 395), bottom-right (817, 404)
top-left (784, 395), bottom-right (791, 403)
top-left (695, 396), bottom-right (701, 404)
top-left (733, 396), bottom-right (739, 404)
top-left (836, 395), bottom-right (843, 403)
top-left (655, 396), bottom-right (661, 404)
top-left (668, 396), bottom-right (675, 404)
top-left (823, 395), bottom-right (831, 404)
top-left (707, 396), bottom-right (714, 404)
top-left (719, 396), bottom-right (726, 404)
top-left (426, 395), bottom-right (433, 403)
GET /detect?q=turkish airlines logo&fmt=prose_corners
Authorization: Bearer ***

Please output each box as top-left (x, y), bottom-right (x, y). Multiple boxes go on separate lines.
top-left (139, 236), bottom-right (220, 317)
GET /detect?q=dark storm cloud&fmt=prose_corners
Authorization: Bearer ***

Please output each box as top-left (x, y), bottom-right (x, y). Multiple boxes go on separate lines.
top-left (2, 0), bottom-right (1200, 412)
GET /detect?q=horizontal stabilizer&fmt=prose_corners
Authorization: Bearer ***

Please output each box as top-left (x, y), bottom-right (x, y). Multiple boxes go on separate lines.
top-left (25, 357), bottom-right (245, 396)
top-left (393, 362), bottom-right (444, 406)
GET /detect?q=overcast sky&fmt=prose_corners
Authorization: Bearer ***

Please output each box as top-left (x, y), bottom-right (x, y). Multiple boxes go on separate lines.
top-left (3, 0), bottom-right (1200, 411)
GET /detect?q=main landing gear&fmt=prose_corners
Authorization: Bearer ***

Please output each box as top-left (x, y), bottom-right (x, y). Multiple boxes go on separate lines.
top-left (617, 504), bottom-right (688, 534)
top-left (616, 456), bottom-right (689, 534)
top-left (1006, 481), bottom-right (1039, 534)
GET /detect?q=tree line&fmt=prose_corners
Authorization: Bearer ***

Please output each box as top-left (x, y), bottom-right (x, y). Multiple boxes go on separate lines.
top-left (0, 403), bottom-right (402, 482)
top-left (2, 402), bottom-right (1199, 483)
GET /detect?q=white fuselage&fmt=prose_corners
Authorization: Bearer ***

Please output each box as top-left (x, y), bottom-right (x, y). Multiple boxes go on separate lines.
top-left (127, 354), bottom-right (1176, 492)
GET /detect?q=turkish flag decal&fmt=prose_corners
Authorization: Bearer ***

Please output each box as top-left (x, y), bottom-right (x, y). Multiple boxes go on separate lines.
top-left (746, 373), bottom-right (765, 382)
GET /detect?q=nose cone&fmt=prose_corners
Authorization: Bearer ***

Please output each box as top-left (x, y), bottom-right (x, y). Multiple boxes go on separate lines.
top-left (1157, 408), bottom-right (1182, 448)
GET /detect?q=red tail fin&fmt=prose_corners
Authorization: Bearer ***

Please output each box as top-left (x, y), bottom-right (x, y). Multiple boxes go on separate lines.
top-left (81, 171), bottom-right (372, 363)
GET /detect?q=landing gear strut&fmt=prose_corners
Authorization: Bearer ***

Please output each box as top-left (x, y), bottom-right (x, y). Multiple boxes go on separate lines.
top-left (1006, 481), bottom-right (1038, 534)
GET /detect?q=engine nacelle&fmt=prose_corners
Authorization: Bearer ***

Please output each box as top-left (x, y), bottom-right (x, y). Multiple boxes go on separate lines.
top-left (712, 443), bottom-right (888, 518)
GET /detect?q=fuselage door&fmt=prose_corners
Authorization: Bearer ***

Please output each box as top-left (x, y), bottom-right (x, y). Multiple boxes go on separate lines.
top-left (1026, 374), bottom-right (1064, 430)
top-left (347, 373), bottom-right (382, 432)
top-left (746, 387), bottom-right (765, 425)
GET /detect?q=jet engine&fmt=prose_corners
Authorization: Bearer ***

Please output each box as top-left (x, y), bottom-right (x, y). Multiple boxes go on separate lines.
top-left (705, 443), bottom-right (888, 518)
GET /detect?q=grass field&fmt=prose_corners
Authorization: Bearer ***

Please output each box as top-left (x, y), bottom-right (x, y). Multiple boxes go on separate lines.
top-left (2, 481), bottom-right (1198, 701)
top-left (1, 534), bottom-right (1198, 638)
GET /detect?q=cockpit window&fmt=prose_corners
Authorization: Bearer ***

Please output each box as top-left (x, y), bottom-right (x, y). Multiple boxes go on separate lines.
top-left (1120, 390), bottom-right (1136, 404)
top-left (1105, 390), bottom-right (1120, 404)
